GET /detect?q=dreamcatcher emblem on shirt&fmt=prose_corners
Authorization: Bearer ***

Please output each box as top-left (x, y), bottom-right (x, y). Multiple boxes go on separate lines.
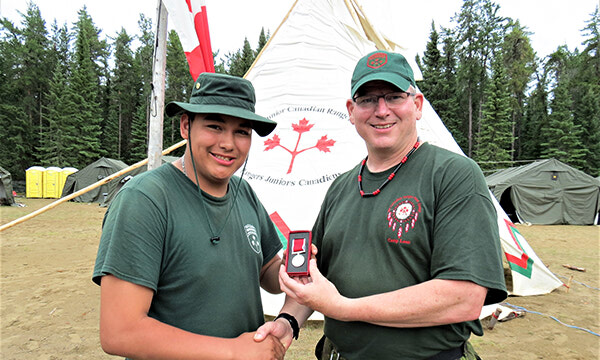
top-left (387, 196), bottom-right (421, 239)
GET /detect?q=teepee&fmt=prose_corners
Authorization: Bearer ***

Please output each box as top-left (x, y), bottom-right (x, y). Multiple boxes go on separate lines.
top-left (240, 0), bottom-right (562, 313)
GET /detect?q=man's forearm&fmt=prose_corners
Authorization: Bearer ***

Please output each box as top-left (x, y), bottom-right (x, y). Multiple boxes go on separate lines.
top-left (329, 279), bottom-right (487, 327)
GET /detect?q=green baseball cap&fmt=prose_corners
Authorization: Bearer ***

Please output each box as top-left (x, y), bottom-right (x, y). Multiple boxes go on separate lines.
top-left (350, 50), bottom-right (416, 97)
top-left (165, 72), bottom-right (277, 137)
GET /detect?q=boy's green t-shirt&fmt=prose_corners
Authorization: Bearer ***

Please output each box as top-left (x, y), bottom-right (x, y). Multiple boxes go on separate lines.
top-left (93, 163), bottom-right (282, 338)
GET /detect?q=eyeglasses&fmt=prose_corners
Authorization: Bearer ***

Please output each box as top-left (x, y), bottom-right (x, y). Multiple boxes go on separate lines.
top-left (352, 91), bottom-right (416, 110)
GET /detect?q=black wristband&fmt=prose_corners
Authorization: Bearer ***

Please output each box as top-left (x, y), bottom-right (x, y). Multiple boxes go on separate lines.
top-left (275, 312), bottom-right (299, 340)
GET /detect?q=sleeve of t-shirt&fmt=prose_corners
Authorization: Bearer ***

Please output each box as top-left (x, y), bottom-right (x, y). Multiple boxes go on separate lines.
top-left (92, 186), bottom-right (167, 291)
top-left (241, 180), bottom-right (282, 264)
top-left (429, 157), bottom-right (507, 305)
top-left (259, 203), bottom-right (283, 264)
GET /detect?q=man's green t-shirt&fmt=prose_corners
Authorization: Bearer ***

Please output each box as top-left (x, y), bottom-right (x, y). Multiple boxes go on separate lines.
top-left (93, 163), bottom-right (282, 338)
top-left (313, 143), bottom-right (507, 360)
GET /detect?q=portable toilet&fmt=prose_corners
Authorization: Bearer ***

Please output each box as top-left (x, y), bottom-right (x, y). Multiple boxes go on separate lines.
top-left (26, 166), bottom-right (45, 198)
top-left (59, 167), bottom-right (78, 196)
top-left (43, 166), bottom-right (62, 198)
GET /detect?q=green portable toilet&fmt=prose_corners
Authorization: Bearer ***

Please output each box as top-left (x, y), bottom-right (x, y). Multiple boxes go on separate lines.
top-left (26, 166), bottom-right (45, 198)
top-left (59, 167), bottom-right (78, 197)
top-left (43, 166), bottom-right (62, 198)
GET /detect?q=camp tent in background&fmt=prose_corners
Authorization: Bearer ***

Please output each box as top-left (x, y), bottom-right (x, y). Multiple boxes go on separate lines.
top-left (101, 155), bottom-right (178, 206)
top-left (61, 158), bottom-right (128, 203)
top-left (0, 166), bottom-right (15, 206)
top-left (236, 0), bottom-right (562, 315)
top-left (486, 158), bottom-right (600, 225)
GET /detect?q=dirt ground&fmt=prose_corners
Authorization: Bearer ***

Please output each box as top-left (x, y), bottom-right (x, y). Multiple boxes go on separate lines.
top-left (1, 198), bottom-right (599, 359)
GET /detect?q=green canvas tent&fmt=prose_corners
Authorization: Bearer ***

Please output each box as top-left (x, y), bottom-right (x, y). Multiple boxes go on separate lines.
top-left (486, 159), bottom-right (600, 225)
top-left (101, 156), bottom-right (178, 206)
top-left (0, 166), bottom-right (15, 206)
top-left (61, 158), bottom-right (128, 203)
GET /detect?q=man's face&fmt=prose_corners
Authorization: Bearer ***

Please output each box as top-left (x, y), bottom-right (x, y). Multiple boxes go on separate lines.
top-left (181, 113), bottom-right (252, 194)
top-left (346, 80), bottom-right (423, 157)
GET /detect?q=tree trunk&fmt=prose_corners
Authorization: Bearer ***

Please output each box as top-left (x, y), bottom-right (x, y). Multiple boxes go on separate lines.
top-left (118, 102), bottom-right (122, 158)
top-left (468, 86), bottom-right (473, 157)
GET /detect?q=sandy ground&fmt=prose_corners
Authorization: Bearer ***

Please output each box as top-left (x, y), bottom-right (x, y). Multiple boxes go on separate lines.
top-left (1, 198), bottom-right (599, 359)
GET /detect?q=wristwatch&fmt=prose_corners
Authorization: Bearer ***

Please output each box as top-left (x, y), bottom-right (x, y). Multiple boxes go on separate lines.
top-left (275, 312), bottom-right (299, 340)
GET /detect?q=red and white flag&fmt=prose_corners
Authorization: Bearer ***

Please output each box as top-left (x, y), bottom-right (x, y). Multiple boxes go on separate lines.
top-left (162, 0), bottom-right (215, 80)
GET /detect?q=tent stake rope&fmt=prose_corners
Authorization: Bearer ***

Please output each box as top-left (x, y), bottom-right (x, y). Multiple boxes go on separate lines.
top-left (0, 140), bottom-right (187, 233)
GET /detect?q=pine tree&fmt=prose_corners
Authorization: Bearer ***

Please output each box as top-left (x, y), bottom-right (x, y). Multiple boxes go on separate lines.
top-left (581, 6), bottom-right (599, 79)
top-left (475, 52), bottom-right (514, 171)
top-left (8, 3), bottom-right (53, 170)
top-left (0, 104), bottom-right (31, 177)
top-left (521, 69), bottom-right (549, 160)
top-left (419, 21), bottom-right (443, 99)
top-left (256, 27), bottom-right (269, 55)
top-left (502, 19), bottom-right (535, 160)
top-left (0, 19), bottom-right (31, 178)
top-left (70, 8), bottom-right (104, 168)
top-left (110, 29), bottom-right (142, 163)
top-left (541, 80), bottom-right (587, 169)
top-left (227, 37), bottom-right (255, 77)
top-left (129, 14), bottom-right (155, 163)
top-left (21, 4), bottom-right (52, 137)
top-left (37, 22), bottom-right (72, 167)
top-left (165, 30), bottom-right (191, 149)
top-left (38, 65), bottom-right (72, 167)
top-left (573, 84), bottom-right (600, 176)
top-left (453, 0), bottom-right (504, 157)
top-left (419, 23), bottom-right (466, 152)
top-left (573, 7), bottom-right (600, 175)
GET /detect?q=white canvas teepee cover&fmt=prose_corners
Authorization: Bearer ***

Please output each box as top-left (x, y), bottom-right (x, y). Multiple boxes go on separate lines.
top-left (243, 0), bottom-right (562, 315)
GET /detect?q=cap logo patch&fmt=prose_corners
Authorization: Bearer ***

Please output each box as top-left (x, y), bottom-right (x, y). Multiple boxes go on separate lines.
top-left (367, 52), bottom-right (388, 69)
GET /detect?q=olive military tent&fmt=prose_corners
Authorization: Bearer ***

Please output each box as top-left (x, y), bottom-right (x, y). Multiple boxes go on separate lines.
top-left (0, 166), bottom-right (15, 206)
top-left (486, 158), bottom-right (600, 225)
top-left (101, 156), bottom-right (178, 206)
top-left (61, 158), bottom-right (128, 203)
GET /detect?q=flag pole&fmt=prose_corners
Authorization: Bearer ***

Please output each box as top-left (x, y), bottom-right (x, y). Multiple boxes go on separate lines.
top-left (147, 0), bottom-right (169, 170)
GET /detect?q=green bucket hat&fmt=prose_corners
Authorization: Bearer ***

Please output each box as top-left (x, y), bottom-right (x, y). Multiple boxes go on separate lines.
top-left (165, 72), bottom-right (277, 137)
top-left (350, 50), bottom-right (416, 97)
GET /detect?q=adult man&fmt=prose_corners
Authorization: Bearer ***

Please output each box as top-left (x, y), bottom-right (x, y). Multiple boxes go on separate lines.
top-left (93, 73), bottom-right (296, 360)
top-left (259, 50), bottom-right (507, 359)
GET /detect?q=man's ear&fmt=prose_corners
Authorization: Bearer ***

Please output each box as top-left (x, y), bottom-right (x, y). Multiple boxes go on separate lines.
top-left (180, 113), bottom-right (191, 139)
top-left (346, 99), bottom-right (356, 125)
top-left (414, 93), bottom-right (424, 120)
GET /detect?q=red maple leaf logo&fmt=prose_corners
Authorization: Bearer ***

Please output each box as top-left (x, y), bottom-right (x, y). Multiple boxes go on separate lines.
top-left (264, 134), bottom-right (281, 151)
top-left (264, 118), bottom-right (336, 174)
top-left (291, 118), bottom-right (314, 134)
top-left (316, 136), bottom-right (335, 152)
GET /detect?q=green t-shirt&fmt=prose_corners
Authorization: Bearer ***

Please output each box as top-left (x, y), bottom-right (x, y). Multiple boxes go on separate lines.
top-left (313, 143), bottom-right (507, 360)
top-left (93, 163), bottom-right (282, 338)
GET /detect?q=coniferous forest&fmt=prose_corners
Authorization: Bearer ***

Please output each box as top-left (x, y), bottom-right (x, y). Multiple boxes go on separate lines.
top-left (1, 0), bottom-right (598, 182)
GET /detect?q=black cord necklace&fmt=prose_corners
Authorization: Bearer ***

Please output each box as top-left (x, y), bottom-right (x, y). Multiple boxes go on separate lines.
top-left (183, 123), bottom-right (246, 245)
top-left (357, 139), bottom-right (420, 197)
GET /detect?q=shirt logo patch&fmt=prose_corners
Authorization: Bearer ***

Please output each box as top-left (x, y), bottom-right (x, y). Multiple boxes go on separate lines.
top-left (387, 196), bottom-right (421, 242)
top-left (244, 224), bottom-right (261, 254)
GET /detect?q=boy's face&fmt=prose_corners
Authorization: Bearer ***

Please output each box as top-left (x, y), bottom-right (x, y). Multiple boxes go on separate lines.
top-left (181, 113), bottom-right (252, 194)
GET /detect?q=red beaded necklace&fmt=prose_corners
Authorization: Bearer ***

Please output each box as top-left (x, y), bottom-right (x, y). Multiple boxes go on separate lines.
top-left (357, 139), bottom-right (421, 197)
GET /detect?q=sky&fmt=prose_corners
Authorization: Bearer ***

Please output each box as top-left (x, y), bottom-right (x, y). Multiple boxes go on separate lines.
top-left (1, 0), bottom-right (598, 61)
